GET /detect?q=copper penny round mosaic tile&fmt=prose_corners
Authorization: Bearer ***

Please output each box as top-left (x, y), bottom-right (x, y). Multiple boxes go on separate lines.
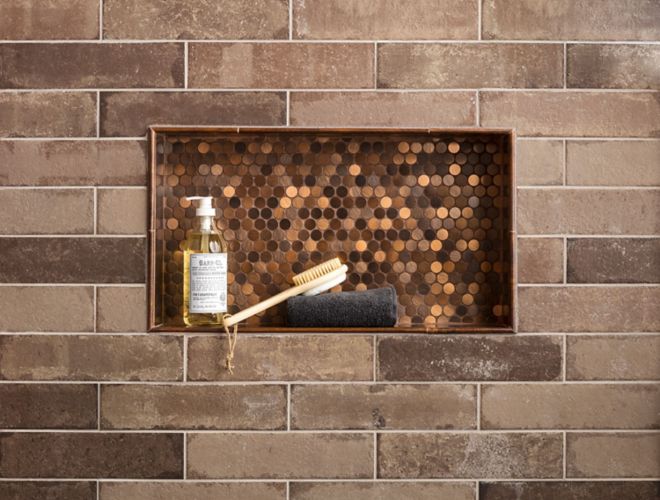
top-left (150, 129), bottom-right (514, 331)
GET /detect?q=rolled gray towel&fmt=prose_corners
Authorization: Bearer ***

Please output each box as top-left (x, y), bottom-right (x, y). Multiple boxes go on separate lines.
top-left (286, 286), bottom-right (398, 328)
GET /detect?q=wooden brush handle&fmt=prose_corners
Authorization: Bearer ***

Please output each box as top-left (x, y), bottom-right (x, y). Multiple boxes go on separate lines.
top-left (224, 265), bottom-right (348, 327)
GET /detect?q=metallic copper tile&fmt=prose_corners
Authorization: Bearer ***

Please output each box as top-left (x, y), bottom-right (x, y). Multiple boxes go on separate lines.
top-left (151, 129), bottom-right (513, 331)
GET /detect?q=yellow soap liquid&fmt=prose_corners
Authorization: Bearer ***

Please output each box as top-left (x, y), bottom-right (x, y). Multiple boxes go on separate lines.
top-left (183, 217), bottom-right (229, 327)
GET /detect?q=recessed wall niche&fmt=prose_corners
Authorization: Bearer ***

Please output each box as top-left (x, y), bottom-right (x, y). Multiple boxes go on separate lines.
top-left (149, 127), bottom-right (516, 333)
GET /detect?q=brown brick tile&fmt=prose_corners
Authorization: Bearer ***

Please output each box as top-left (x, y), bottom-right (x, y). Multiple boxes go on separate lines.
top-left (482, 0), bottom-right (660, 41)
top-left (0, 335), bottom-right (183, 381)
top-left (103, 0), bottom-right (288, 39)
top-left (568, 44), bottom-right (660, 90)
top-left (291, 384), bottom-right (476, 430)
top-left (189, 43), bottom-right (374, 89)
top-left (0, 287), bottom-right (94, 332)
top-left (0, 238), bottom-right (145, 283)
top-left (0, 140), bottom-right (147, 186)
top-left (518, 238), bottom-right (564, 283)
top-left (101, 482), bottom-right (286, 500)
top-left (0, 482), bottom-right (96, 500)
top-left (480, 91), bottom-right (660, 137)
top-left (100, 91), bottom-right (286, 137)
top-left (290, 91), bottom-right (476, 127)
top-left (567, 335), bottom-right (660, 381)
top-left (0, 92), bottom-right (96, 138)
top-left (0, 44), bottom-right (184, 89)
top-left (516, 139), bottom-right (564, 185)
top-left (378, 432), bottom-right (562, 478)
top-left (377, 335), bottom-right (562, 381)
top-left (97, 189), bottom-right (147, 235)
top-left (0, 189), bottom-right (93, 234)
top-left (567, 140), bottom-right (660, 186)
top-left (290, 482), bottom-right (476, 500)
top-left (567, 238), bottom-right (660, 283)
top-left (0, 432), bottom-right (183, 478)
top-left (378, 43), bottom-right (562, 89)
top-left (518, 189), bottom-right (660, 235)
top-left (96, 286), bottom-right (147, 333)
top-left (188, 335), bottom-right (373, 381)
top-left (482, 384), bottom-right (660, 430)
top-left (0, 0), bottom-right (98, 40)
top-left (187, 432), bottom-right (372, 479)
top-left (519, 286), bottom-right (660, 332)
top-left (567, 433), bottom-right (660, 478)
top-left (293, 0), bottom-right (478, 40)
top-left (0, 384), bottom-right (97, 429)
top-left (480, 481), bottom-right (660, 500)
top-left (101, 384), bottom-right (286, 430)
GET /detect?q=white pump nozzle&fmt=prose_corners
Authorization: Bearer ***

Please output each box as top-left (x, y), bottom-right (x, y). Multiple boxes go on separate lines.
top-left (187, 196), bottom-right (216, 217)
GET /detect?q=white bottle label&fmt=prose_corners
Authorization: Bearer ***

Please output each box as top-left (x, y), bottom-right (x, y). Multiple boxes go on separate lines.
top-left (189, 253), bottom-right (227, 313)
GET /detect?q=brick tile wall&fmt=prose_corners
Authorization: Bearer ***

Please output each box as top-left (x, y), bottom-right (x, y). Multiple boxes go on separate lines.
top-left (0, 0), bottom-right (658, 498)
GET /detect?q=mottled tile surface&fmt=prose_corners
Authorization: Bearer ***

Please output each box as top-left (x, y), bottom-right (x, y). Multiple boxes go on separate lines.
top-left (97, 189), bottom-right (147, 235)
top-left (96, 286), bottom-right (147, 332)
top-left (0, 482), bottom-right (96, 500)
top-left (0, 0), bottom-right (99, 40)
top-left (101, 482), bottom-right (286, 500)
top-left (516, 140), bottom-right (564, 185)
top-left (480, 481), bottom-right (660, 500)
top-left (290, 482), bottom-right (476, 500)
top-left (518, 238), bottom-right (564, 283)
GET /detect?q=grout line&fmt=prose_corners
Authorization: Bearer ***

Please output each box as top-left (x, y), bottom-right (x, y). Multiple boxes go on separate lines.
top-left (373, 433), bottom-right (378, 479)
top-left (4, 478), bottom-right (660, 483)
top-left (0, 186), bottom-right (146, 190)
top-left (476, 384), bottom-right (481, 430)
top-left (373, 42), bottom-right (378, 88)
top-left (475, 90), bottom-right (480, 126)
top-left (287, 384), bottom-right (291, 431)
top-left (286, 481), bottom-right (290, 500)
top-left (475, 479), bottom-right (479, 500)
top-left (288, 0), bottom-right (293, 39)
top-left (372, 335), bottom-right (377, 382)
top-left (562, 431), bottom-right (567, 478)
top-left (183, 335), bottom-right (188, 382)
top-left (562, 335), bottom-right (567, 382)
top-left (477, 0), bottom-right (482, 40)
top-left (93, 187), bottom-right (98, 234)
top-left (563, 237), bottom-right (568, 284)
top-left (184, 42), bottom-right (189, 88)
top-left (563, 43), bottom-right (567, 88)
top-left (518, 234), bottom-right (660, 239)
top-left (92, 285), bottom-right (98, 332)
top-left (2, 39), bottom-right (659, 45)
top-left (97, 383), bottom-right (101, 430)
top-left (562, 139), bottom-right (568, 185)
top-left (183, 432), bottom-right (187, 479)
top-left (96, 481), bottom-right (100, 500)
top-left (98, 0), bottom-right (103, 40)
top-left (96, 91), bottom-right (100, 137)
top-left (286, 91), bottom-right (290, 126)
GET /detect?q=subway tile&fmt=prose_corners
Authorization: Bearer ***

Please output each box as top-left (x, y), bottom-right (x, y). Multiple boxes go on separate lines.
top-left (519, 286), bottom-right (660, 332)
top-left (378, 432), bottom-right (562, 478)
top-left (0, 481), bottom-right (96, 500)
top-left (0, 0), bottom-right (99, 40)
top-left (100, 482), bottom-right (286, 500)
top-left (567, 238), bottom-right (660, 283)
top-left (0, 335), bottom-right (183, 381)
top-left (0, 287), bottom-right (94, 332)
top-left (188, 335), bottom-right (373, 381)
top-left (378, 43), bottom-right (563, 89)
top-left (517, 238), bottom-right (564, 283)
top-left (0, 44), bottom-right (184, 89)
top-left (377, 335), bottom-right (562, 381)
top-left (0, 238), bottom-right (145, 283)
top-left (480, 481), bottom-right (660, 500)
top-left (96, 286), bottom-right (147, 333)
top-left (100, 91), bottom-right (286, 137)
top-left (0, 140), bottom-right (147, 186)
top-left (103, 0), bottom-right (288, 39)
top-left (97, 189), bottom-right (147, 235)
top-left (480, 91), bottom-right (660, 137)
top-left (189, 43), bottom-right (374, 89)
top-left (517, 188), bottom-right (660, 234)
top-left (290, 482), bottom-right (476, 500)
top-left (0, 92), bottom-right (96, 138)
top-left (568, 44), bottom-right (660, 90)
top-left (292, 0), bottom-right (478, 40)
top-left (516, 139), bottom-right (564, 185)
top-left (481, 384), bottom-right (660, 429)
top-left (187, 432), bottom-right (372, 479)
top-left (101, 384), bottom-right (286, 430)
top-left (566, 140), bottom-right (660, 186)
top-left (0, 432), bottom-right (183, 478)
top-left (0, 189), bottom-right (93, 234)
top-left (482, 0), bottom-right (660, 41)
top-left (290, 91), bottom-right (476, 127)
top-left (567, 433), bottom-right (660, 478)
top-left (0, 384), bottom-right (97, 429)
top-left (567, 335), bottom-right (660, 381)
top-left (291, 384), bottom-right (476, 430)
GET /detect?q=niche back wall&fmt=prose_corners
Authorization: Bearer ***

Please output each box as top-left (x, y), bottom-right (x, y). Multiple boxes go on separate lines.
top-left (0, 1), bottom-right (659, 499)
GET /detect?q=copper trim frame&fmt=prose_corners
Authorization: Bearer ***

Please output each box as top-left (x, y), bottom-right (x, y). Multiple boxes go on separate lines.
top-left (148, 126), bottom-right (517, 333)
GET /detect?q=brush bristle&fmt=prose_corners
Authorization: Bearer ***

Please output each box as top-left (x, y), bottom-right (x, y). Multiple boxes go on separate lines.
top-left (292, 257), bottom-right (343, 286)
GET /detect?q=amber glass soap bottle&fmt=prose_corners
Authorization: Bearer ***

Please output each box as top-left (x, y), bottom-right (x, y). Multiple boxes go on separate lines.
top-left (183, 196), bottom-right (228, 327)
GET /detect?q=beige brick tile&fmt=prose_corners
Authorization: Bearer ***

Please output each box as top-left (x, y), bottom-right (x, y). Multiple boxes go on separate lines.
top-left (96, 286), bottom-right (147, 333)
top-left (97, 189), bottom-right (147, 235)
top-left (0, 0), bottom-right (99, 40)
top-left (516, 139), bottom-right (564, 185)
top-left (290, 482), bottom-right (475, 500)
top-left (480, 481), bottom-right (659, 500)
top-left (0, 482), bottom-right (96, 500)
top-left (101, 482), bottom-right (286, 500)
top-left (518, 238), bottom-right (564, 283)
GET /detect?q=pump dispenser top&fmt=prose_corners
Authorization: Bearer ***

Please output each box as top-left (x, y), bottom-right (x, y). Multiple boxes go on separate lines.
top-left (187, 196), bottom-right (216, 217)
